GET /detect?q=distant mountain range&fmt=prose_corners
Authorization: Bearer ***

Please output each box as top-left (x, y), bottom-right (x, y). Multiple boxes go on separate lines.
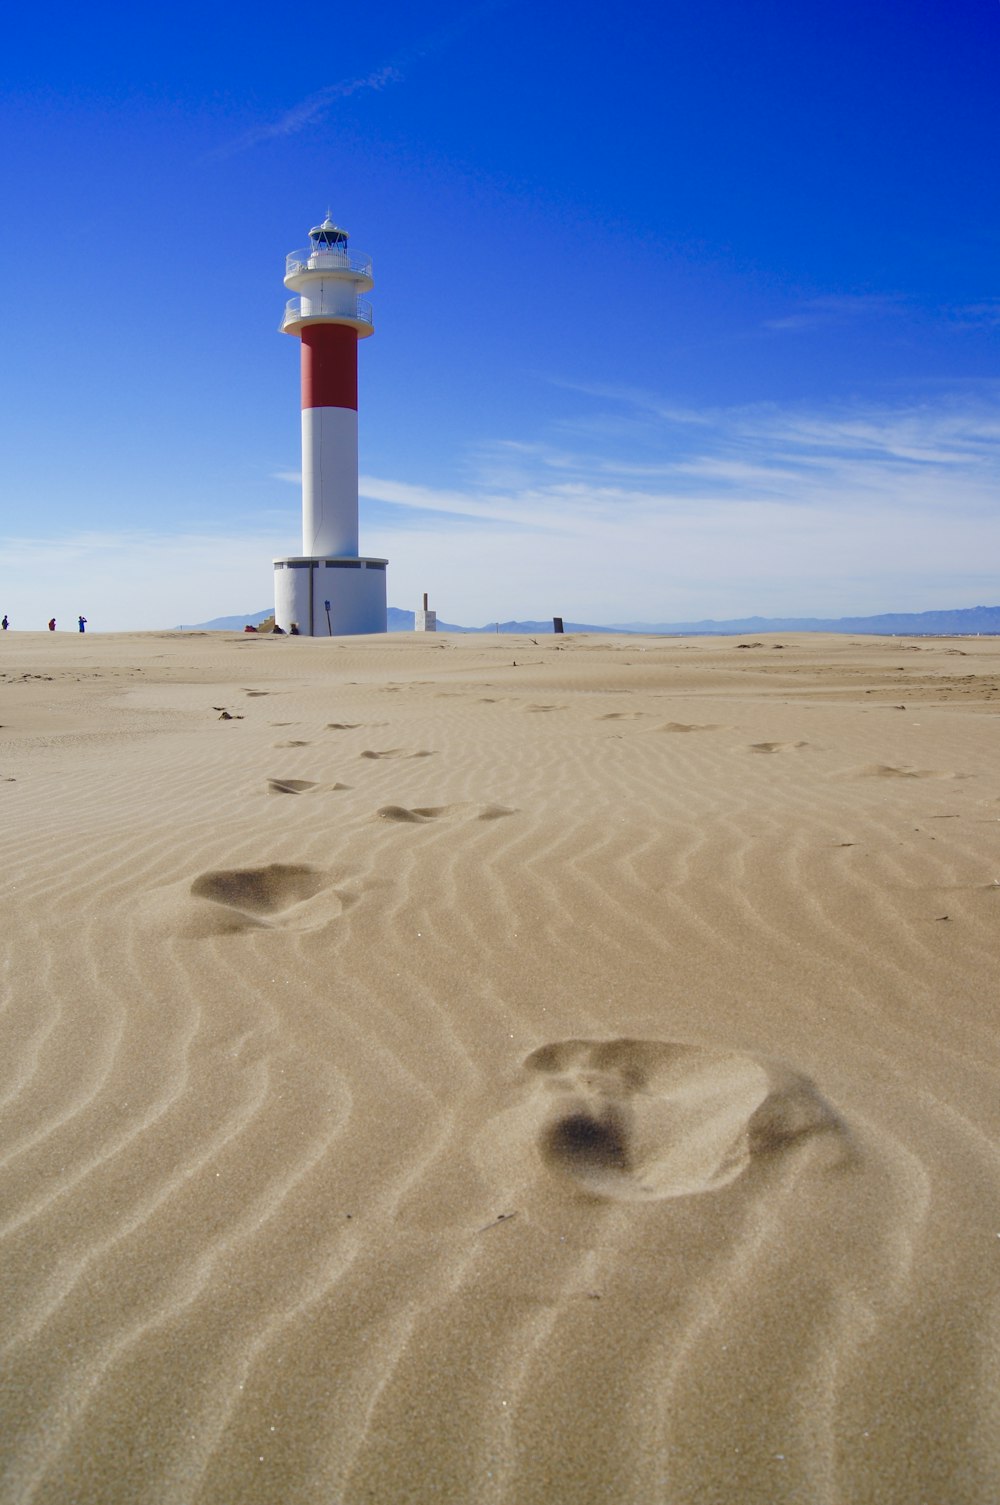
top-left (175, 604), bottom-right (1000, 636)
top-left (607, 605), bottom-right (1000, 636)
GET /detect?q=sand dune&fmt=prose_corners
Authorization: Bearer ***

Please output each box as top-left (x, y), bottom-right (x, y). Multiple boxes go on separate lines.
top-left (1, 629), bottom-right (999, 1503)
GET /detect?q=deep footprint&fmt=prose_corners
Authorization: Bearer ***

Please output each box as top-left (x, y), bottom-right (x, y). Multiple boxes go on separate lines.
top-left (142, 861), bottom-right (355, 940)
top-left (157, 863), bottom-right (357, 939)
top-left (376, 805), bottom-right (447, 823)
top-left (852, 763), bottom-right (962, 780)
top-left (361, 749), bottom-right (436, 760)
top-left (749, 741), bottom-right (810, 754)
top-left (267, 778), bottom-right (318, 795)
top-left (659, 722), bottom-right (723, 733)
top-left (376, 802), bottom-right (516, 825)
top-left (191, 863), bottom-right (326, 915)
top-left (524, 1037), bottom-right (847, 1200)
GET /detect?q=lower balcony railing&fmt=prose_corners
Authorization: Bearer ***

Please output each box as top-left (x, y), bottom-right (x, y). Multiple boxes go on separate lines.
top-left (281, 298), bottom-right (373, 331)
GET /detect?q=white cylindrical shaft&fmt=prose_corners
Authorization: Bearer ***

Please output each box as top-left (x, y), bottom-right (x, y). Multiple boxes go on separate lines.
top-left (301, 407), bottom-right (359, 555)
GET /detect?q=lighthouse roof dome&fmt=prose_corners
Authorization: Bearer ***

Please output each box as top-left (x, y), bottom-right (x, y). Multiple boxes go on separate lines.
top-left (309, 216), bottom-right (349, 246)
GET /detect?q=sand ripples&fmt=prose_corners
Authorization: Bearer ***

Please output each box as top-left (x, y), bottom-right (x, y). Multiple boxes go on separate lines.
top-left (2, 633), bottom-right (999, 1502)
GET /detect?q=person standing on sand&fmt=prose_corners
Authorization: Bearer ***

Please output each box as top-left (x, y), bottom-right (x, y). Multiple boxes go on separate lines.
top-left (1, 615), bottom-right (8, 630)
top-left (78, 616), bottom-right (87, 633)
top-left (48, 618), bottom-right (56, 631)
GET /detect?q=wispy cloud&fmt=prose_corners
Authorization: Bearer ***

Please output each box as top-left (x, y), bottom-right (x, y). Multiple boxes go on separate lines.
top-left (541, 377), bottom-right (1000, 475)
top-left (761, 293), bottom-right (1000, 338)
top-left (948, 300), bottom-right (1000, 331)
top-left (762, 293), bottom-right (905, 333)
top-left (223, 67), bottom-right (402, 155)
top-left (355, 382), bottom-right (1000, 621)
top-left (371, 384), bottom-right (1000, 526)
top-left (217, 0), bottom-right (512, 156)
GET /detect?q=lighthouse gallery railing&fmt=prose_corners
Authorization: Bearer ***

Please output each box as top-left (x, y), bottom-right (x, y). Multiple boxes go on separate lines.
top-left (286, 248), bottom-right (373, 279)
top-left (281, 298), bottom-right (373, 331)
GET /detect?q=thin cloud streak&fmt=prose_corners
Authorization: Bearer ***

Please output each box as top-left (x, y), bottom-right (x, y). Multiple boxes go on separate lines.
top-left (761, 293), bottom-right (905, 332)
top-left (360, 383), bottom-right (1000, 619)
top-left (224, 66), bottom-right (401, 154)
top-left (948, 300), bottom-right (1000, 331)
top-left (217, 0), bottom-right (512, 156)
top-left (363, 390), bottom-right (1000, 537)
top-left (548, 382), bottom-right (1000, 472)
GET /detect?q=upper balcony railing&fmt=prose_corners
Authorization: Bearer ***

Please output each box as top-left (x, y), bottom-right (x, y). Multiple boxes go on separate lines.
top-left (286, 247), bottom-right (373, 279)
top-left (281, 298), bottom-right (373, 331)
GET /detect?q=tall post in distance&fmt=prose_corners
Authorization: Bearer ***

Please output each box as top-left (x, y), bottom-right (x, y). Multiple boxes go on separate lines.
top-left (415, 592), bottom-right (437, 632)
top-left (272, 215), bottom-right (388, 635)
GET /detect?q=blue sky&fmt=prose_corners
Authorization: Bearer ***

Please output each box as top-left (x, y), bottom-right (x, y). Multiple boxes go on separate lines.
top-left (2, 0), bottom-right (998, 630)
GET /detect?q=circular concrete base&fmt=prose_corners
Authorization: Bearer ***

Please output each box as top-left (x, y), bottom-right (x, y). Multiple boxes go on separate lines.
top-left (273, 556), bottom-right (387, 636)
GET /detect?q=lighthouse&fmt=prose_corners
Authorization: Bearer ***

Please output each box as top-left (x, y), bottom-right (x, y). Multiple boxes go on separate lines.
top-left (273, 215), bottom-right (387, 635)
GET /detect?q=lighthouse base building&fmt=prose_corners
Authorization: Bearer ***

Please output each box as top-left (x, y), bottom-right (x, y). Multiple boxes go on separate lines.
top-left (273, 555), bottom-right (387, 636)
top-left (273, 217), bottom-right (387, 636)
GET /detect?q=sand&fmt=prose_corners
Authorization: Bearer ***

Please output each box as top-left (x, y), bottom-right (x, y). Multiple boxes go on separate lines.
top-left (1, 627), bottom-right (999, 1504)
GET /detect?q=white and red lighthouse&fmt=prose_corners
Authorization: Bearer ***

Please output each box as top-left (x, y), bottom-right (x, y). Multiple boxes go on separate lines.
top-left (273, 216), bottom-right (387, 635)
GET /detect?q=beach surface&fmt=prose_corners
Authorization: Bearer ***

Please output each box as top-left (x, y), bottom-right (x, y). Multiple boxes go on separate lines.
top-left (2, 627), bottom-right (999, 1504)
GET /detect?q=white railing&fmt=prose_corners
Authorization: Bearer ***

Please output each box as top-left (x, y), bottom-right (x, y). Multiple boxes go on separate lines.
top-left (286, 247), bottom-right (373, 279)
top-left (281, 298), bottom-right (374, 331)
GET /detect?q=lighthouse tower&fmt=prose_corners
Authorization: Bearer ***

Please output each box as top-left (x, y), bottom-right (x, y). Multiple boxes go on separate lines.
top-left (273, 215), bottom-right (387, 635)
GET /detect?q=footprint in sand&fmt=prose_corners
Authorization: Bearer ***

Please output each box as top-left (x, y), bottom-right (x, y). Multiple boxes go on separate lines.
top-left (377, 805), bottom-right (449, 823)
top-left (525, 704), bottom-right (563, 713)
top-left (267, 777), bottom-right (351, 794)
top-left (748, 741), bottom-right (811, 754)
top-left (598, 712), bottom-right (646, 721)
top-left (360, 748), bottom-right (436, 760)
top-left (659, 722), bottom-right (723, 733)
top-left (273, 739), bottom-right (311, 748)
top-left (376, 802), bottom-right (518, 825)
top-left (326, 723), bottom-right (361, 730)
top-left (521, 1038), bottom-right (848, 1201)
top-left (185, 863), bottom-right (354, 935)
top-left (844, 764), bottom-right (966, 781)
top-left (478, 804), bottom-right (517, 820)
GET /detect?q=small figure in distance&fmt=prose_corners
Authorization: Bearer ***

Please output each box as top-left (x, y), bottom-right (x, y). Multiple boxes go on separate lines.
top-left (271, 624), bottom-right (285, 634)
top-left (289, 622), bottom-right (300, 635)
top-left (243, 624), bottom-right (257, 633)
top-left (1, 615), bottom-right (8, 630)
top-left (48, 618), bottom-right (56, 632)
top-left (78, 615), bottom-right (87, 633)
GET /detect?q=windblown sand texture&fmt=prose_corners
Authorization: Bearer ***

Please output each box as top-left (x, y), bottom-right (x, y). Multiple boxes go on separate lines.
top-left (2, 628), bottom-right (999, 1504)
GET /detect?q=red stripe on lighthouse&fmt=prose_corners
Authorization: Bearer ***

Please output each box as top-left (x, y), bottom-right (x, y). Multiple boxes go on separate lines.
top-left (301, 324), bottom-right (358, 411)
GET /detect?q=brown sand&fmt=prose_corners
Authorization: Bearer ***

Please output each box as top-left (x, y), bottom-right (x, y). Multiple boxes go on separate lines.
top-left (2, 628), bottom-right (999, 1504)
